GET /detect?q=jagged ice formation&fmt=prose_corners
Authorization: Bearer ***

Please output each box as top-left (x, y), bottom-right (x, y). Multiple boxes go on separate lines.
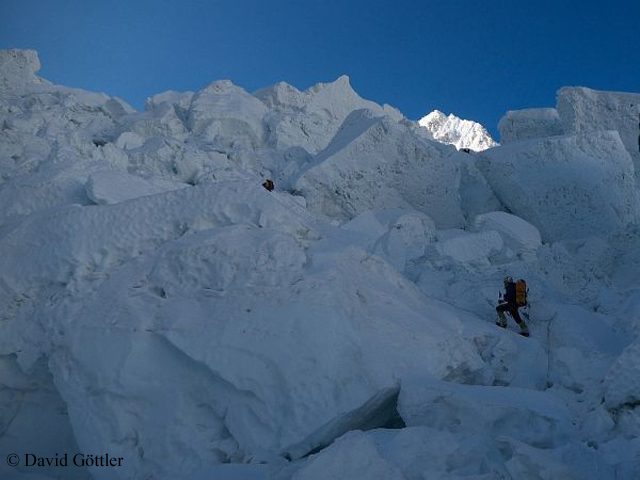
top-left (1, 49), bottom-right (640, 480)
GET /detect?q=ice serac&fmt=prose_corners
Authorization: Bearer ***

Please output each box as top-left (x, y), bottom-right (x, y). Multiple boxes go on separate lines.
top-left (398, 378), bottom-right (574, 448)
top-left (288, 427), bottom-right (588, 480)
top-left (255, 75), bottom-right (401, 154)
top-left (474, 211), bottom-right (542, 260)
top-left (0, 49), bottom-right (45, 91)
top-left (188, 80), bottom-right (269, 148)
top-left (0, 355), bottom-right (89, 480)
top-left (604, 339), bottom-right (640, 411)
top-left (418, 109), bottom-right (498, 151)
top-left (2, 48), bottom-right (640, 479)
top-left (477, 130), bottom-right (639, 241)
top-left (557, 86), bottom-right (640, 173)
top-left (294, 109), bottom-right (465, 227)
top-left (498, 108), bottom-right (564, 144)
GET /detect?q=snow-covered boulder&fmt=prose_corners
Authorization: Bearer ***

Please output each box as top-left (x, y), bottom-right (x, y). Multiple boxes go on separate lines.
top-left (418, 109), bottom-right (498, 151)
top-left (498, 108), bottom-right (564, 144)
top-left (398, 378), bottom-right (575, 448)
top-left (477, 130), bottom-right (639, 241)
top-left (294, 109), bottom-right (465, 227)
top-left (557, 87), bottom-right (640, 172)
top-left (474, 211), bottom-right (542, 260)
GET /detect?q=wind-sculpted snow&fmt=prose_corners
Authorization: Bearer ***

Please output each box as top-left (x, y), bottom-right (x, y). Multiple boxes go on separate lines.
top-left (1, 49), bottom-right (640, 479)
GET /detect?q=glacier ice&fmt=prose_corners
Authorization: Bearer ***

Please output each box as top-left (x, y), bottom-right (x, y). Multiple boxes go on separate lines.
top-left (1, 48), bottom-right (639, 480)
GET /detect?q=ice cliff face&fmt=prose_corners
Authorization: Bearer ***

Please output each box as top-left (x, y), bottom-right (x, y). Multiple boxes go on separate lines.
top-left (1, 49), bottom-right (640, 480)
top-left (418, 109), bottom-right (498, 151)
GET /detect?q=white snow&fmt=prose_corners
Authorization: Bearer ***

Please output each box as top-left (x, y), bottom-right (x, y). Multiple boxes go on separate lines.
top-left (1, 48), bottom-right (640, 480)
top-left (557, 86), bottom-right (640, 174)
top-left (293, 109), bottom-right (465, 227)
top-left (474, 211), bottom-right (542, 260)
top-left (418, 109), bottom-right (498, 151)
top-left (498, 107), bottom-right (564, 143)
top-left (477, 130), bottom-right (639, 241)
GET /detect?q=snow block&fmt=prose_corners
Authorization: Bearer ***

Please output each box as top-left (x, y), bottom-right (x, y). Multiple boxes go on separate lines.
top-left (120, 102), bottom-right (189, 140)
top-left (474, 211), bottom-right (542, 260)
top-left (291, 431), bottom-right (405, 480)
top-left (477, 131), bottom-right (639, 241)
top-left (294, 109), bottom-right (465, 227)
top-left (86, 170), bottom-right (187, 205)
top-left (187, 80), bottom-right (268, 148)
top-left (283, 385), bottom-right (401, 460)
top-left (256, 75), bottom-right (395, 154)
top-left (604, 339), bottom-right (640, 411)
top-left (0, 49), bottom-right (42, 90)
top-left (498, 108), bottom-right (564, 144)
top-left (433, 229), bottom-right (503, 266)
top-left (557, 86), bottom-right (640, 173)
top-left (398, 378), bottom-right (574, 448)
top-left (371, 212), bottom-right (436, 272)
top-left (292, 427), bottom-right (585, 480)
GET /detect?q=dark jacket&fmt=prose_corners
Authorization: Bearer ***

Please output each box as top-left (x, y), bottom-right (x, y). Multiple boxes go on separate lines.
top-left (503, 282), bottom-right (517, 306)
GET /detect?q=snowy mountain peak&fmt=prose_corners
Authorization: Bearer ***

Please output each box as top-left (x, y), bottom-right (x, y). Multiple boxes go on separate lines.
top-left (418, 109), bottom-right (497, 151)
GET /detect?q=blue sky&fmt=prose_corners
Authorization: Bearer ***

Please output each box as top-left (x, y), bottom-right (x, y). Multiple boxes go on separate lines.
top-left (1, 0), bottom-right (638, 138)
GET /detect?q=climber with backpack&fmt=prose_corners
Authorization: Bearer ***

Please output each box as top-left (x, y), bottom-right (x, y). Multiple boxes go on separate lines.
top-left (496, 276), bottom-right (530, 337)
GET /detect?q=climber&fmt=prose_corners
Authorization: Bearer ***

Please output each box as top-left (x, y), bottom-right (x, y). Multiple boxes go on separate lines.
top-left (496, 276), bottom-right (530, 337)
top-left (262, 179), bottom-right (274, 192)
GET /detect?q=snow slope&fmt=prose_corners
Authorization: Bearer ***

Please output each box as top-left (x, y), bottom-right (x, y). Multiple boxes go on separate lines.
top-left (1, 49), bottom-right (640, 480)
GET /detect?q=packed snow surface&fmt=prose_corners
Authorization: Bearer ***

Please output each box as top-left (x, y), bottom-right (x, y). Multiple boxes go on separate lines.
top-left (1, 49), bottom-right (639, 480)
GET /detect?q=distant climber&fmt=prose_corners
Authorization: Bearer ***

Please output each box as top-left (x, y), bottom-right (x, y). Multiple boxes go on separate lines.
top-left (262, 179), bottom-right (274, 192)
top-left (496, 277), bottom-right (530, 337)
